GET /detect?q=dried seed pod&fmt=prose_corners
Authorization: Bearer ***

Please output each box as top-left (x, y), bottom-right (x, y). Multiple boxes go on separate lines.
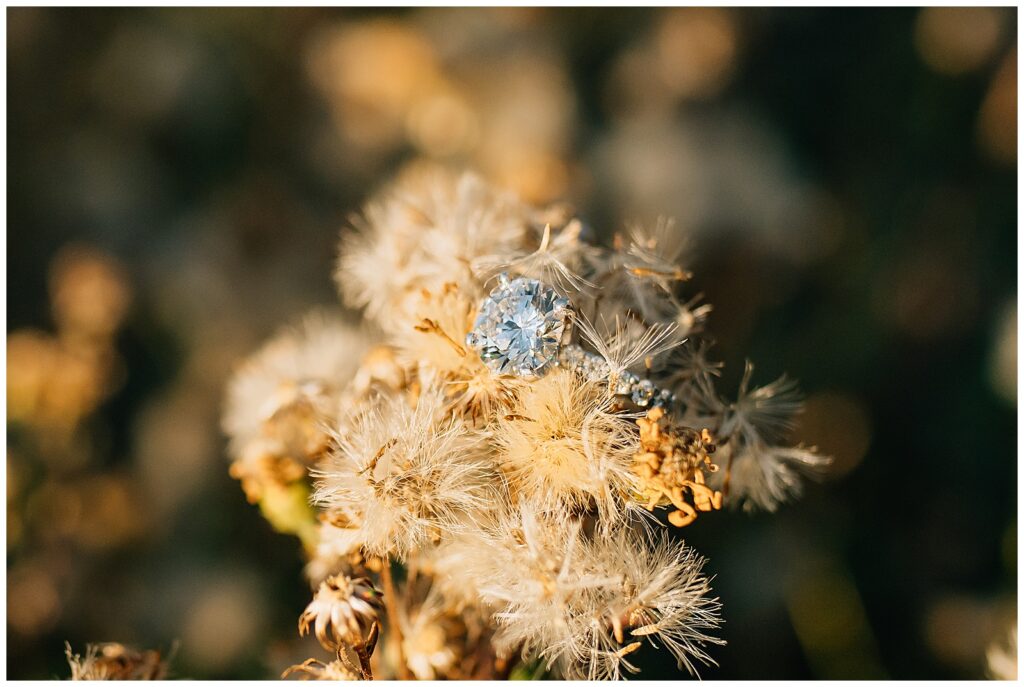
top-left (298, 574), bottom-right (383, 652)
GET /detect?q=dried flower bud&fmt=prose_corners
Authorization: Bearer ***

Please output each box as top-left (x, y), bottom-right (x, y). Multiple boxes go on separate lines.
top-left (633, 406), bottom-right (721, 527)
top-left (298, 574), bottom-right (383, 651)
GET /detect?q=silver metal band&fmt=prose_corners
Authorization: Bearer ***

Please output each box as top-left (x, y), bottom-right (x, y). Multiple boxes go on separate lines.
top-left (557, 344), bottom-right (675, 408)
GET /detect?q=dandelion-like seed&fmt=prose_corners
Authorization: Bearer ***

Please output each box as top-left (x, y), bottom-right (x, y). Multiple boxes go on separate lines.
top-left (401, 595), bottom-right (462, 680)
top-left (314, 387), bottom-right (495, 557)
top-left (477, 509), bottom-right (722, 680)
top-left (336, 167), bottom-right (537, 332)
top-left (710, 362), bottom-right (830, 512)
top-left (223, 313), bottom-right (368, 502)
top-left (474, 220), bottom-right (597, 294)
top-left (576, 315), bottom-right (681, 396)
top-left (594, 219), bottom-right (693, 324)
top-left (588, 527), bottom-right (724, 678)
top-left (493, 369), bottom-right (638, 521)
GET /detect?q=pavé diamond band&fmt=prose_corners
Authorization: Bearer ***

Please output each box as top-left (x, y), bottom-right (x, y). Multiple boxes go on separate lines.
top-left (465, 274), bottom-right (675, 408)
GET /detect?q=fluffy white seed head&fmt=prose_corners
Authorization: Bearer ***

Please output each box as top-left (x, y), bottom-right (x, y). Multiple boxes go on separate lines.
top-left (313, 387), bottom-right (499, 558)
top-left (474, 220), bottom-right (597, 294)
top-left (401, 588), bottom-right (461, 680)
top-left (222, 312), bottom-right (369, 460)
top-left (227, 166), bottom-right (832, 680)
top-left (593, 218), bottom-right (693, 323)
top-left (582, 526), bottom-right (724, 678)
top-left (493, 368), bottom-right (640, 523)
top-left (336, 166), bottom-right (538, 332)
top-left (708, 362), bottom-right (830, 511)
top-left (467, 507), bottom-right (723, 680)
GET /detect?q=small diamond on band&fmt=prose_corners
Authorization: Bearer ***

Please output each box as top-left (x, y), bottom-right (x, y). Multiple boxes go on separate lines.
top-left (555, 345), bottom-right (675, 409)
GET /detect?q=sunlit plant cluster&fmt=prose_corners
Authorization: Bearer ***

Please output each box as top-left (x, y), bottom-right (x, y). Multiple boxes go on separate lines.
top-left (222, 165), bottom-right (828, 680)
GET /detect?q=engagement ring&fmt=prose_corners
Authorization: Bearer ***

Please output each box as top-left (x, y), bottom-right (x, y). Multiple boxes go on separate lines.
top-left (465, 274), bottom-right (675, 408)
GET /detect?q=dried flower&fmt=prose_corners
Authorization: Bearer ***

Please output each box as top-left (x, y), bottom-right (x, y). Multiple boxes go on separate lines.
top-left (708, 362), bottom-right (830, 512)
top-left (299, 574), bottom-right (383, 652)
top-left (223, 313), bottom-right (369, 502)
top-left (351, 345), bottom-right (407, 397)
top-left (65, 642), bottom-right (168, 680)
top-left (283, 657), bottom-right (362, 681)
top-left (388, 282), bottom-right (518, 419)
top-left (224, 165), bottom-right (829, 680)
top-left (336, 166), bottom-right (538, 332)
top-left (585, 527), bottom-right (724, 678)
top-left (401, 595), bottom-right (461, 680)
top-left (469, 508), bottom-right (722, 680)
top-left (314, 387), bottom-right (497, 557)
top-left (634, 406), bottom-right (722, 527)
top-left (493, 369), bottom-right (639, 522)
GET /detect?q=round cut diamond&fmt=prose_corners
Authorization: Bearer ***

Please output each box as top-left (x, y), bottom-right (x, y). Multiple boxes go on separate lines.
top-left (466, 275), bottom-right (571, 378)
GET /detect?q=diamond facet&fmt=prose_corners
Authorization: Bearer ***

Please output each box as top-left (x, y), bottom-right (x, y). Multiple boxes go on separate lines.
top-left (466, 275), bottom-right (571, 378)
top-left (631, 379), bottom-right (655, 407)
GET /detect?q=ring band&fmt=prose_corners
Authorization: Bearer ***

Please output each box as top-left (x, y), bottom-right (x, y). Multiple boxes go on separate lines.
top-left (557, 343), bottom-right (675, 408)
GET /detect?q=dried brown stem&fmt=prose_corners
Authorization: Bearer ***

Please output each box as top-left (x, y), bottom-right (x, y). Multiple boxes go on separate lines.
top-left (380, 558), bottom-right (410, 680)
top-left (722, 448), bottom-right (735, 498)
top-left (353, 621), bottom-right (379, 680)
top-left (352, 647), bottom-right (373, 680)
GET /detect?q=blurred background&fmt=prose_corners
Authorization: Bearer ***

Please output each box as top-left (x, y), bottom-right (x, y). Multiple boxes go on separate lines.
top-left (6, 6), bottom-right (1017, 680)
